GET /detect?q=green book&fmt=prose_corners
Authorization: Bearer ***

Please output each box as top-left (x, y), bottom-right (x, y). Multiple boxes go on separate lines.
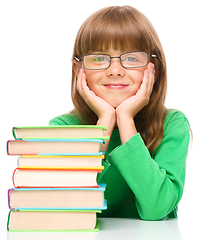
top-left (12, 125), bottom-right (108, 140)
top-left (7, 209), bottom-right (102, 232)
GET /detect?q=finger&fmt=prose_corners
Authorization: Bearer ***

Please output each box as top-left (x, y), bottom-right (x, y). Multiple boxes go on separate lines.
top-left (76, 69), bottom-right (83, 93)
top-left (77, 68), bottom-right (88, 98)
top-left (136, 66), bottom-right (154, 98)
top-left (147, 76), bottom-right (154, 95)
top-left (147, 63), bottom-right (155, 95)
top-left (139, 69), bottom-right (149, 93)
top-left (80, 70), bottom-right (91, 95)
top-left (78, 70), bottom-right (98, 105)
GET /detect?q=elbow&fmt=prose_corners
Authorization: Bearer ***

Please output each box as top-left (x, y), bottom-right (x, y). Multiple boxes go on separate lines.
top-left (137, 198), bottom-right (180, 221)
top-left (139, 208), bottom-right (167, 221)
top-left (140, 207), bottom-right (177, 221)
top-left (140, 211), bottom-right (168, 221)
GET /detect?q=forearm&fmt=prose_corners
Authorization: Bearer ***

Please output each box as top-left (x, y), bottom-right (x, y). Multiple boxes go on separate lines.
top-left (108, 133), bottom-right (185, 220)
top-left (116, 114), bottom-right (137, 145)
top-left (108, 111), bottom-right (190, 220)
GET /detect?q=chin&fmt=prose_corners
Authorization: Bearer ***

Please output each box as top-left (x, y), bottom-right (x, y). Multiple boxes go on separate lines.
top-left (101, 94), bottom-right (133, 108)
top-left (107, 99), bottom-right (125, 108)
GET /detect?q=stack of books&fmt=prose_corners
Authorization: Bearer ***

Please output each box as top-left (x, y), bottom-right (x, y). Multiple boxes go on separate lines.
top-left (6, 125), bottom-right (108, 232)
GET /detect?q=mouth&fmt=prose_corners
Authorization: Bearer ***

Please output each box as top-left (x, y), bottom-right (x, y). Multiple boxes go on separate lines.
top-left (103, 84), bottom-right (129, 90)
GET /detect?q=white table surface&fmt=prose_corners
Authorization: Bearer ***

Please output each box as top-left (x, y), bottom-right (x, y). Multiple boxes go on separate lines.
top-left (0, 216), bottom-right (208, 240)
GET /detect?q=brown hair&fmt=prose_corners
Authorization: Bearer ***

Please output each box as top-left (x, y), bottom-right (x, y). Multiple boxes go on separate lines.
top-left (71, 6), bottom-right (167, 154)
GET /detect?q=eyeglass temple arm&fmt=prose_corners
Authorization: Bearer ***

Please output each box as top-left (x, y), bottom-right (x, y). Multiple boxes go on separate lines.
top-left (148, 54), bottom-right (157, 58)
top-left (74, 57), bottom-right (83, 62)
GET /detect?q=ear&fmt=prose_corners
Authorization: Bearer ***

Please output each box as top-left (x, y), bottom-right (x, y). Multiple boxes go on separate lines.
top-left (73, 59), bottom-right (82, 78)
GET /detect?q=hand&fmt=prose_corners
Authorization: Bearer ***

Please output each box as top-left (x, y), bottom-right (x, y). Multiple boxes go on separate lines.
top-left (76, 68), bottom-right (116, 120)
top-left (77, 68), bottom-right (116, 152)
top-left (116, 62), bottom-right (155, 144)
top-left (116, 62), bottom-right (155, 119)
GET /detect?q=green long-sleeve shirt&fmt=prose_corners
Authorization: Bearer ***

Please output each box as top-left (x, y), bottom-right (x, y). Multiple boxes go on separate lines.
top-left (49, 109), bottom-right (190, 221)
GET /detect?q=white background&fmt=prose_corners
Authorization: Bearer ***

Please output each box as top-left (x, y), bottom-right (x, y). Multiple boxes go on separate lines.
top-left (0, 0), bottom-right (208, 238)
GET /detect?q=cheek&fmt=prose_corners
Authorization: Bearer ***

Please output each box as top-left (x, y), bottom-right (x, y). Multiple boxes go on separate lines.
top-left (84, 70), bottom-right (103, 91)
top-left (83, 71), bottom-right (95, 89)
top-left (129, 71), bottom-right (144, 88)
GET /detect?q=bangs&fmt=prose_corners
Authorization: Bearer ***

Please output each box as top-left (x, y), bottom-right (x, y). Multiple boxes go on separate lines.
top-left (75, 6), bottom-right (152, 56)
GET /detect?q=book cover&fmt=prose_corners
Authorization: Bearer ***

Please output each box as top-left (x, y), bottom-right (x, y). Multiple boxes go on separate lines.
top-left (7, 209), bottom-right (102, 232)
top-left (8, 184), bottom-right (107, 209)
top-left (12, 168), bottom-right (102, 188)
top-left (17, 155), bottom-right (105, 168)
top-left (7, 139), bottom-right (105, 156)
top-left (13, 125), bottom-right (107, 139)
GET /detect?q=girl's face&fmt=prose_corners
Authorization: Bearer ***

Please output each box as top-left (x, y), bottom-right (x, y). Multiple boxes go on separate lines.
top-left (75, 49), bottom-right (147, 108)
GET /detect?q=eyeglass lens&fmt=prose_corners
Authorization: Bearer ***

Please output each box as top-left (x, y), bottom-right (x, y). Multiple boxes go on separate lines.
top-left (83, 52), bottom-right (148, 70)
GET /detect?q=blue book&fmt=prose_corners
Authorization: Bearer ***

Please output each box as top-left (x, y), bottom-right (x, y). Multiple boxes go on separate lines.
top-left (8, 184), bottom-right (107, 210)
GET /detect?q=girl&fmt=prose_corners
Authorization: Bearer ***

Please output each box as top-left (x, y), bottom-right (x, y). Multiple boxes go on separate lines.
top-left (49, 6), bottom-right (190, 221)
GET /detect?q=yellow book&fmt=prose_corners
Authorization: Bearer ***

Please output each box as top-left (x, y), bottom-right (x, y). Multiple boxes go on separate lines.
top-left (17, 155), bottom-right (105, 169)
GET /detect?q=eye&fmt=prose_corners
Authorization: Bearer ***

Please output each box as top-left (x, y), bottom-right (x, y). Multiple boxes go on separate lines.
top-left (124, 57), bottom-right (139, 62)
top-left (92, 56), bottom-right (108, 62)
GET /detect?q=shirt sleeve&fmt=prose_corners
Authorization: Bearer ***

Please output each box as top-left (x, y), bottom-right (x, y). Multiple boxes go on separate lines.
top-left (107, 113), bottom-right (190, 220)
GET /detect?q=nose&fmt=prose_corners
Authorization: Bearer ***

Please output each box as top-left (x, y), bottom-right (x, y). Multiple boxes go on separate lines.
top-left (106, 58), bottom-right (125, 77)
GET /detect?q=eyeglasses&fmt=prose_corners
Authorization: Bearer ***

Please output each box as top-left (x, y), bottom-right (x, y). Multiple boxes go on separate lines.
top-left (74, 51), bottom-right (157, 70)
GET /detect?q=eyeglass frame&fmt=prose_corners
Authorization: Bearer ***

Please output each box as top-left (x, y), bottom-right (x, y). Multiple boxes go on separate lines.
top-left (74, 51), bottom-right (157, 70)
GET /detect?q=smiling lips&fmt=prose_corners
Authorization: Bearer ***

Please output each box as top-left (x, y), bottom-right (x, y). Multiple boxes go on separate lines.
top-left (103, 84), bottom-right (129, 90)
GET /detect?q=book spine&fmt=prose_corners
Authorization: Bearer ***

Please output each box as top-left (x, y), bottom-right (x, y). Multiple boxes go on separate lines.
top-left (12, 127), bottom-right (17, 139)
top-left (7, 140), bottom-right (32, 156)
top-left (7, 189), bottom-right (14, 209)
top-left (12, 168), bottom-right (18, 188)
top-left (7, 209), bottom-right (13, 231)
top-left (6, 140), bottom-right (10, 155)
top-left (17, 156), bottom-right (20, 167)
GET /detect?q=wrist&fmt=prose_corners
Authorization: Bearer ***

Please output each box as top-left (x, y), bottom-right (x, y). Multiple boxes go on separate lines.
top-left (116, 109), bottom-right (133, 121)
top-left (97, 112), bottom-right (116, 131)
top-left (116, 114), bottom-right (137, 145)
top-left (97, 112), bottom-right (116, 153)
top-left (117, 113), bottom-right (134, 128)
